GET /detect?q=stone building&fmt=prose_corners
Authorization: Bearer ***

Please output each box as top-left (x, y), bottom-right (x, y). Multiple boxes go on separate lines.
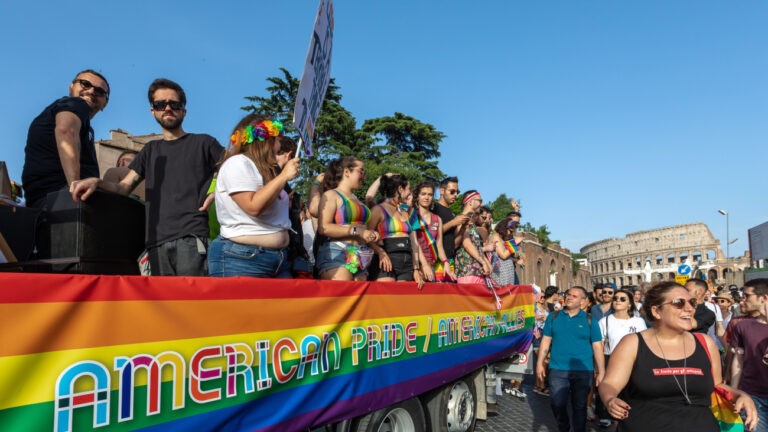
top-left (517, 231), bottom-right (591, 290)
top-left (581, 223), bottom-right (749, 287)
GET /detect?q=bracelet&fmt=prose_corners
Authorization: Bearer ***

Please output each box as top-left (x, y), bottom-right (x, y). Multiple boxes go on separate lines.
top-left (312, 181), bottom-right (321, 186)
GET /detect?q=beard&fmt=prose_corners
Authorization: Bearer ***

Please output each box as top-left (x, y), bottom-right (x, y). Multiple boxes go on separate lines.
top-left (155, 114), bottom-right (183, 130)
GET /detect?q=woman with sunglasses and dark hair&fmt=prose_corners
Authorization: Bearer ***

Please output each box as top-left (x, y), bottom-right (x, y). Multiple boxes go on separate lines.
top-left (594, 289), bottom-right (647, 427)
top-left (315, 156), bottom-right (380, 281)
top-left (208, 115), bottom-right (300, 278)
top-left (599, 281), bottom-right (757, 431)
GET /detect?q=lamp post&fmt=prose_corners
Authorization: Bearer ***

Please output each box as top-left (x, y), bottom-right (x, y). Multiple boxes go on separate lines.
top-left (718, 209), bottom-right (730, 284)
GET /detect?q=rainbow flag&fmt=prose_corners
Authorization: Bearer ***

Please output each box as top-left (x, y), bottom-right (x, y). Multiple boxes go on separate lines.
top-left (503, 239), bottom-right (521, 256)
top-left (0, 274), bottom-right (534, 431)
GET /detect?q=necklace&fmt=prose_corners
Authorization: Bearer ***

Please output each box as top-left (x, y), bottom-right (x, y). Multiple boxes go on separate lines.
top-left (654, 332), bottom-right (692, 405)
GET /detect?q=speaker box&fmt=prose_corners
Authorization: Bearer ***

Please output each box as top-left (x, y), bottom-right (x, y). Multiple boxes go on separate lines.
top-left (0, 204), bottom-right (42, 261)
top-left (33, 189), bottom-right (146, 274)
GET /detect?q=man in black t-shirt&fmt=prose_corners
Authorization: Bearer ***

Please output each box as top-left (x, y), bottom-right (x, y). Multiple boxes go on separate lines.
top-left (22, 69), bottom-right (110, 208)
top-left (71, 78), bottom-right (223, 276)
top-left (431, 176), bottom-right (469, 261)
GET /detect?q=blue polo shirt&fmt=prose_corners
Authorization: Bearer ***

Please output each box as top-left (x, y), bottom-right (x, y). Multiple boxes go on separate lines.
top-left (543, 309), bottom-right (602, 371)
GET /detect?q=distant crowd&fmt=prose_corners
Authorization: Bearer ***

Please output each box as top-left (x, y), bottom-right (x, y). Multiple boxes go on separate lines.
top-left (531, 279), bottom-right (766, 432)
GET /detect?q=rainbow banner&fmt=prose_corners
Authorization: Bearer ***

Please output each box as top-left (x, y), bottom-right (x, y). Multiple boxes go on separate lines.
top-left (0, 274), bottom-right (533, 431)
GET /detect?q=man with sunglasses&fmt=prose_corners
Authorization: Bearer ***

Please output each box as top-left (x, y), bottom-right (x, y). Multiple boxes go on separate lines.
top-left (685, 278), bottom-right (720, 334)
top-left (71, 78), bottom-right (223, 276)
top-left (590, 282), bottom-right (615, 323)
top-left (22, 69), bottom-right (110, 208)
top-left (432, 176), bottom-right (469, 264)
top-left (730, 278), bottom-right (768, 432)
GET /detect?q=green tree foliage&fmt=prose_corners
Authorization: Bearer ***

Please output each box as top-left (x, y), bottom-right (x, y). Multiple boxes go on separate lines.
top-left (489, 194), bottom-right (515, 221)
top-left (241, 69), bottom-right (445, 199)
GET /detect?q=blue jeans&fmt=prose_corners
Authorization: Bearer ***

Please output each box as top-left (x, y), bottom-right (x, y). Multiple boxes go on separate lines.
top-left (548, 369), bottom-right (593, 432)
top-left (208, 237), bottom-right (290, 278)
top-left (753, 395), bottom-right (768, 432)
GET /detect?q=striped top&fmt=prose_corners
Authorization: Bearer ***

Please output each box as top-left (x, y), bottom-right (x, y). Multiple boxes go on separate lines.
top-left (377, 202), bottom-right (411, 238)
top-left (333, 190), bottom-right (371, 225)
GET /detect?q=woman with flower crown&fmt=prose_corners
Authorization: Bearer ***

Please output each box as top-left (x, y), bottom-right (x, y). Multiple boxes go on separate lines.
top-left (207, 114), bottom-right (300, 278)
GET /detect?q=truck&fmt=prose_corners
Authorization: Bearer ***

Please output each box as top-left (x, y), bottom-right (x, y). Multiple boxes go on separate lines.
top-left (0, 272), bottom-right (533, 432)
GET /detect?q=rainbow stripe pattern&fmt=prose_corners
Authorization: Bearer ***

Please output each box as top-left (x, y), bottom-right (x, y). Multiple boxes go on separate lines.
top-left (503, 239), bottom-right (521, 256)
top-left (333, 190), bottom-right (371, 225)
top-left (0, 274), bottom-right (534, 432)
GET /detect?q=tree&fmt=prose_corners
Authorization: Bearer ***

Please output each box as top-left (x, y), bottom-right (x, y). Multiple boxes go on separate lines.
top-left (242, 69), bottom-right (446, 200)
top-left (489, 194), bottom-right (515, 221)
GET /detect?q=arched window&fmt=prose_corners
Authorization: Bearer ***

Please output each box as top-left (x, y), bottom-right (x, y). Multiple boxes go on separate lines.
top-left (693, 251), bottom-right (702, 262)
top-left (656, 255), bottom-right (663, 265)
top-left (667, 253), bottom-right (675, 264)
top-left (680, 252), bottom-right (688, 263)
top-left (707, 250), bottom-right (717, 260)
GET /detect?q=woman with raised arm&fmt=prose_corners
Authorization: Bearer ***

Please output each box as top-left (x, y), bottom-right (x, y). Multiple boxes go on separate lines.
top-left (208, 114), bottom-right (299, 278)
top-left (315, 157), bottom-right (379, 281)
top-left (598, 281), bottom-right (757, 431)
top-left (366, 174), bottom-right (423, 286)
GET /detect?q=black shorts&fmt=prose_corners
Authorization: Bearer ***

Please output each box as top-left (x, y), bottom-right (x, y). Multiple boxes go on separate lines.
top-left (369, 237), bottom-right (414, 281)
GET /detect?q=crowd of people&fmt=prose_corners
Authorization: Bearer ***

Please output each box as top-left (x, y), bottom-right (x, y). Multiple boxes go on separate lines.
top-left (22, 70), bottom-right (768, 432)
top-left (23, 70), bottom-right (524, 286)
top-left (532, 279), bottom-right (766, 432)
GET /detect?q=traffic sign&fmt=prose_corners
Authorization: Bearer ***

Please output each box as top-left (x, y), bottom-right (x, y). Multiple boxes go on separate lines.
top-left (675, 275), bottom-right (690, 286)
top-left (678, 264), bottom-right (691, 275)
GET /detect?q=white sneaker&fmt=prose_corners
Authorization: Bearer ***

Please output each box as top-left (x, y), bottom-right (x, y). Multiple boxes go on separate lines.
top-left (510, 388), bottom-right (527, 398)
top-left (598, 419), bottom-right (612, 428)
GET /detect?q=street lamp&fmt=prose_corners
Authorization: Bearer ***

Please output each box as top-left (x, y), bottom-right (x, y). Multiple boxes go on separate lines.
top-left (718, 209), bottom-right (730, 283)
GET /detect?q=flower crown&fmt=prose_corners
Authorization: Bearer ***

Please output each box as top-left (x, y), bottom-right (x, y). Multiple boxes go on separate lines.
top-left (229, 120), bottom-right (284, 150)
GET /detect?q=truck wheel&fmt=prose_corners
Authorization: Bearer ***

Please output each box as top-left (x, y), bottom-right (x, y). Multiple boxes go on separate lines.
top-left (352, 397), bottom-right (426, 432)
top-left (425, 378), bottom-right (477, 432)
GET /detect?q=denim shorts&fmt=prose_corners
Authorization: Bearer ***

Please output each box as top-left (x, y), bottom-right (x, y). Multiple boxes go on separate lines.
top-left (316, 241), bottom-right (372, 276)
top-left (208, 236), bottom-right (290, 278)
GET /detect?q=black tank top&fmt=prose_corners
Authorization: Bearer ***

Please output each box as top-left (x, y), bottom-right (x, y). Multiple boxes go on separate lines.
top-left (618, 332), bottom-right (717, 432)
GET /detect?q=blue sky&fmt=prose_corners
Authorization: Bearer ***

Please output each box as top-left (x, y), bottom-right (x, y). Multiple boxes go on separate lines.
top-left (1, 1), bottom-right (766, 257)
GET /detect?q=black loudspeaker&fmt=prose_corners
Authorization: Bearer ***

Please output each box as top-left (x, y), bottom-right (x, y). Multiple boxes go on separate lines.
top-left (0, 204), bottom-right (42, 262)
top-left (31, 189), bottom-right (146, 274)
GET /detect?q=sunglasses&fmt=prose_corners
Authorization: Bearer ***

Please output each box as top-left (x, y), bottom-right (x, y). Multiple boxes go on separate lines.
top-left (152, 99), bottom-right (184, 111)
top-left (716, 299), bottom-right (732, 304)
top-left (602, 291), bottom-right (614, 295)
top-left (446, 189), bottom-right (459, 194)
top-left (661, 298), bottom-right (698, 309)
top-left (613, 296), bottom-right (629, 303)
top-left (74, 79), bottom-right (108, 98)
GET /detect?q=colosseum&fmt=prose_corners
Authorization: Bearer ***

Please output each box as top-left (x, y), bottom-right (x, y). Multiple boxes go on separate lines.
top-left (580, 223), bottom-right (747, 287)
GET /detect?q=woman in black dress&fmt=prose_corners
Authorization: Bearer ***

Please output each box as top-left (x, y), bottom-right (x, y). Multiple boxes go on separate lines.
top-left (598, 281), bottom-right (757, 431)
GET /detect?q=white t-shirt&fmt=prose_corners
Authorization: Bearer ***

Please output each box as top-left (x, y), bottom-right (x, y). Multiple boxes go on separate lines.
top-left (215, 154), bottom-right (291, 238)
top-left (704, 301), bottom-right (724, 345)
top-left (598, 315), bottom-right (648, 355)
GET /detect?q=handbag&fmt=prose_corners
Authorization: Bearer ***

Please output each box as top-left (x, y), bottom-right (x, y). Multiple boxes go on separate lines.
top-left (693, 332), bottom-right (745, 432)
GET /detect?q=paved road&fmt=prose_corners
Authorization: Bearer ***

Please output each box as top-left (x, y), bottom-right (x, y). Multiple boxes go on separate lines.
top-left (476, 375), bottom-right (617, 432)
